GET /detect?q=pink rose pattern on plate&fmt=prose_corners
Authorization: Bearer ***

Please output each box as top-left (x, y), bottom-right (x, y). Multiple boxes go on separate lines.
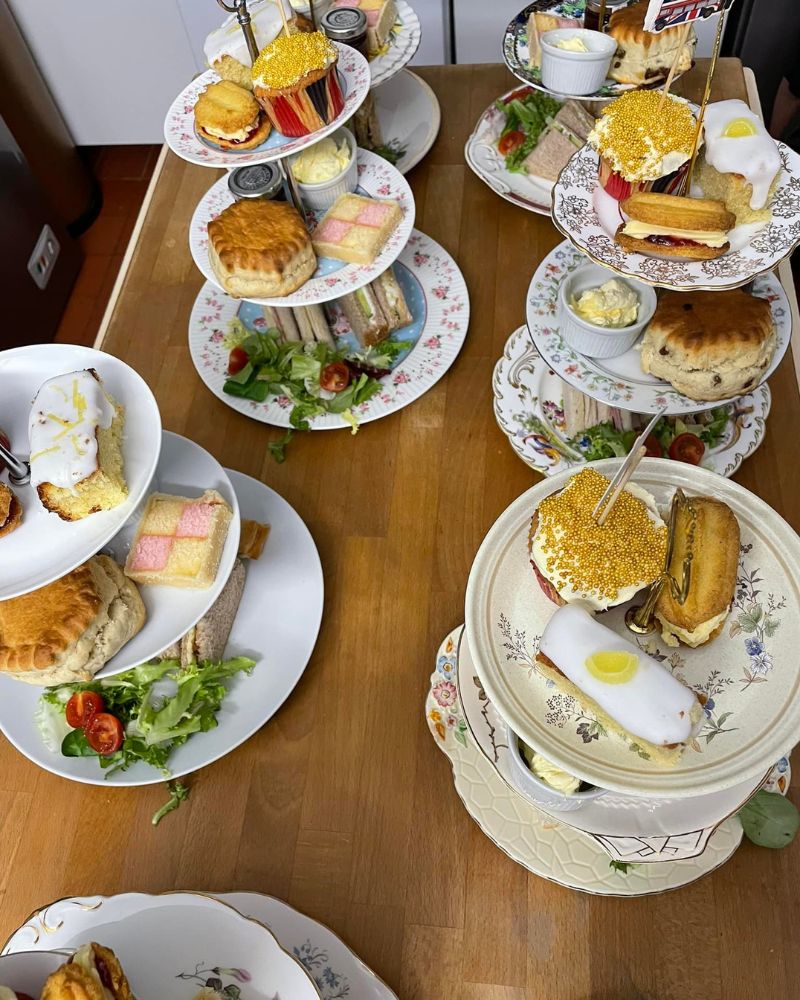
top-left (188, 229), bottom-right (470, 430)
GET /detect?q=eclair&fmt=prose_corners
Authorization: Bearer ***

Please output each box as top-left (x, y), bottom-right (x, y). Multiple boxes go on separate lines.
top-left (615, 192), bottom-right (736, 261)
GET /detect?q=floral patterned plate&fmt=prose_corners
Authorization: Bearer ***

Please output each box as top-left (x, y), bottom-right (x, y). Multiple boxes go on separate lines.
top-left (375, 70), bottom-right (441, 175)
top-left (215, 893), bottom-right (396, 999)
top-left (2, 892), bottom-right (322, 999)
top-left (163, 43), bottom-right (369, 169)
top-left (427, 628), bottom-right (745, 896)
top-left (464, 86), bottom-right (555, 216)
top-left (551, 139), bottom-right (800, 290)
top-left (526, 242), bottom-right (791, 414)
top-left (189, 148), bottom-right (414, 306)
top-left (189, 229), bottom-right (469, 430)
top-left (455, 625), bottom-right (789, 864)
top-left (369, 0), bottom-right (421, 89)
top-left (502, 1), bottom-right (689, 102)
top-left (493, 326), bottom-right (771, 478)
top-left (464, 458), bottom-right (800, 798)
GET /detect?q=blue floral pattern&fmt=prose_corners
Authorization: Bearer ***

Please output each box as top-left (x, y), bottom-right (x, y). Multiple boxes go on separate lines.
top-left (729, 545), bottom-right (785, 690)
top-left (295, 940), bottom-right (351, 999)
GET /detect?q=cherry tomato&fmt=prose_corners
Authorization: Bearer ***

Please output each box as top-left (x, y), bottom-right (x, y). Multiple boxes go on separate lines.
top-left (498, 130), bottom-right (526, 156)
top-left (320, 362), bottom-right (351, 393)
top-left (65, 691), bottom-right (106, 729)
top-left (503, 87), bottom-right (533, 104)
top-left (227, 346), bottom-right (249, 375)
top-left (668, 432), bottom-right (705, 465)
top-left (643, 434), bottom-right (662, 458)
top-left (85, 713), bottom-right (124, 755)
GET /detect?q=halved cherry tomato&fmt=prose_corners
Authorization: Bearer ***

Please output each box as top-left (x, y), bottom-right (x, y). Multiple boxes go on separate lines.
top-left (65, 691), bottom-right (106, 729)
top-left (227, 346), bottom-right (249, 375)
top-left (643, 434), bottom-right (662, 458)
top-left (503, 87), bottom-right (533, 104)
top-left (669, 432), bottom-right (705, 465)
top-left (320, 362), bottom-right (351, 392)
top-left (498, 130), bottom-right (526, 156)
top-left (85, 713), bottom-right (124, 755)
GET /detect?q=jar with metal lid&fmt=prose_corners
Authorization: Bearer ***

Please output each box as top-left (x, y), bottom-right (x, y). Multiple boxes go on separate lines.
top-left (227, 163), bottom-right (286, 202)
top-left (320, 7), bottom-right (368, 57)
top-left (584, 0), bottom-right (629, 32)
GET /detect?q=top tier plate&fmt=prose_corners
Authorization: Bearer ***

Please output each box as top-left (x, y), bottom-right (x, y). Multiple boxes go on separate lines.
top-left (0, 344), bottom-right (161, 602)
top-left (369, 0), bottom-right (422, 88)
top-left (164, 41), bottom-right (369, 168)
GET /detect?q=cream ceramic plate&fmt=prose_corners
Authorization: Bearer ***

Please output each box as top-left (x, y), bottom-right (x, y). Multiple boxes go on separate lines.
top-left (369, 0), bottom-right (421, 88)
top-left (427, 629), bottom-right (743, 896)
top-left (0, 468), bottom-right (322, 785)
top-left (190, 148), bottom-right (414, 306)
top-left (2, 892), bottom-right (322, 998)
top-left (493, 326), bottom-right (771, 478)
top-left (526, 242), bottom-right (791, 415)
top-left (464, 458), bottom-right (800, 798)
top-left (0, 344), bottom-right (161, 601)
top-left (164, 43), bottom-right (369, 169)
top-left (465, 85), bottom-right (555, 215)
top-left (375, 70), bottom-right (441, 174)
top-left (456, 626), bottom-right (790, 863)
top-left (189, 229), bottom-right (469, 430)
top-left (0, 952), bottom-right (66, 996)
top-left (551, 139), bottom-right (800, 290)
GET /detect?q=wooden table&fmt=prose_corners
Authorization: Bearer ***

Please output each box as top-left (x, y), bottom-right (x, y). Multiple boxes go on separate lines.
top-left (2, 60), bottom-right (798, 1000)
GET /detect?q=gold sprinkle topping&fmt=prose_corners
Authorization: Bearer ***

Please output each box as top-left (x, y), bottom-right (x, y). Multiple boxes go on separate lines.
top-left (588, 91), bottom-right (697, 182)
top-left (534, 468), bottom-right (667, 601)
top-left (252, 31), bottom-right (336, 90)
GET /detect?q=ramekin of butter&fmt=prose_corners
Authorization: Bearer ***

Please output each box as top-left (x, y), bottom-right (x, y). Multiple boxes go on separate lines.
top-left (558, 261), bottom-right (657, 359)
top-left (288, 127), bottom-right (358, 211)
top-left (539, 28), bottom-right (617, 97)
top-left (506, 726), bottom-right (607, 812)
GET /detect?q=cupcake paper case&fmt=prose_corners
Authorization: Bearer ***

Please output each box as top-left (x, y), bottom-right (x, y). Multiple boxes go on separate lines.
top-left (253, 31), bottom-right (345, 138)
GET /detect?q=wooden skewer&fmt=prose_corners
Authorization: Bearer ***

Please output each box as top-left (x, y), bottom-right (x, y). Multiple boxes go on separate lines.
top-left (658, 22), bottom-right (692, 109)
top-left (597, 0), bottom-right (607, 33)
top-left (278, 0), bottom-right (292, 35)
top-left (682, 9), bottom-right (727, 195)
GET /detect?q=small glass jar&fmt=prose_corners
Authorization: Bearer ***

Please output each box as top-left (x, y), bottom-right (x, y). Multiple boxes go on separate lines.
top-left (320, 7), bottom-right (368, 57)
top-left (584, 0), bottom-right (629, 32)
top-left (227, 163), bottom-right (285, 202)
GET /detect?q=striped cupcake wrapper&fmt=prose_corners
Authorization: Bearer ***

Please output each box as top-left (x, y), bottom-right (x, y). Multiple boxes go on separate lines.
top-left (263, 68), bottom-right (345, 138)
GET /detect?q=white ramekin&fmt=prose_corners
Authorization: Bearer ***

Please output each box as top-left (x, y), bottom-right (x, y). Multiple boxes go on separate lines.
top-left (539, 28), bottom-right (617, 97)
top-left (558, 262), bottom-right (657, 360)
top-left (506, 726), bottom-right (607, 813)
top-left (288, 127), bottom-right (358, 211)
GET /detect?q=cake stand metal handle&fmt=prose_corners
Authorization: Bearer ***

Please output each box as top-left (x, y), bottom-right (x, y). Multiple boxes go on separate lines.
top-left (0, 440), bottom-right (31, 486)
top-left (216, 0), bottom-right (260, 64)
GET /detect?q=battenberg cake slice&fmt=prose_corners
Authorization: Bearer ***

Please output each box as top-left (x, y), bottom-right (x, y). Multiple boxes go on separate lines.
top-left (312, 193), bottom-right (402, 265)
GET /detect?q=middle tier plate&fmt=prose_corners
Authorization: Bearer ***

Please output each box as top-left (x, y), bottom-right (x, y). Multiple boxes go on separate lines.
top-left (190, 148), bottom-right (415, 306)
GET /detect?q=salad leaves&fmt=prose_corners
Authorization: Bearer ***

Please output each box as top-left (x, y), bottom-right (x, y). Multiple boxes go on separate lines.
top-left (37, 657), bottom-right (255, 777)
top-left (496, 90), bottom-right (561, 172)
top-left (575, 408), bottom-right (730, 463)
top-left (738, 790), bottom-right (799, 849)
top-left (152, 781), bottom-right (190, 826)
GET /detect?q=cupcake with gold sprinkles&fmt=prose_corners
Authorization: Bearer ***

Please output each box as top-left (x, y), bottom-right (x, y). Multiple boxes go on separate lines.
top-left (588, 90), bottom-right (699, 202)
top-left (528, 468), bottom-right (668, 612)
top-left (252, 30), bottom-right (344, 137)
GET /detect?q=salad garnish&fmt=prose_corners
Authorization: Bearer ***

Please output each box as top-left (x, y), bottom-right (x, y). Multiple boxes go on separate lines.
top-left (495, 88), bottom-right (561, 172)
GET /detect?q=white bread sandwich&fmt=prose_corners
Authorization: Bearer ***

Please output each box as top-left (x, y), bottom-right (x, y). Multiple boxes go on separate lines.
top-left (372, 267), bottom-right (412, 330)
top-left (295, 303), bottom-right (334, 344)
top-left (0, 556), bottom-right (145, 686)
top-left (339, 283), bottom-right (390, 347)
top-left (263, 305), bottom-right (302, 342)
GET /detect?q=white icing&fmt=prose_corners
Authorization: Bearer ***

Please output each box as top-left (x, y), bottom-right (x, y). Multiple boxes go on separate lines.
top-left (539, 605), bottom-right (702, 746)
top-left (204, 0), bottom-right (293, 68)
top-left (28, 370), bottom-right (115, 491)
top-left (702, 100), bottom-right (781, 211)
top-left (72, 944), bottom-right (115, 1000)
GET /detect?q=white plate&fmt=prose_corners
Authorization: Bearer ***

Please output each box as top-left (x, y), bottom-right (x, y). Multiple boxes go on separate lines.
top-left (369, 0), bottom-right (421, 89)
top-left (456, 626), bottom-right (788, 863)
top-left (375, 69), bottom-right (440, 174)
top-left (1, 892), bottom-right (322, 999)
top-left (164, 43), bottom-right (369, 169)
top-left (0, 344), bottom-right (161, 601)
top-left (0, 467), bottom-right (322, 785)
top-left (502, 1), bottom-right (689, 102)
top-left (190, 148), bottom-right (415, 306)
top-left (526, 241), bottom-right (791, 414)
top-left (216, 892), bottom-right (396, 999)
top-left (0, 952), bottom-right (66, 995)
top-left (552, 140), bottom-right (800, 290)
top-left (427, 629), bottom-right (743, 896)
top-left (493, 326), bottom-right (772, 478)
top-left (464, 459), bottom-right (800, 798)
top-left (465, 85), bottom-right (555, 216)
top-left (188, 228), bottom-right (469, 430)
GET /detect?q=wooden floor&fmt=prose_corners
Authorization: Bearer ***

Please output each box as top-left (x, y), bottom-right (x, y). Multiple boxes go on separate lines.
top-left (55, 145), bottom-right (160, 348)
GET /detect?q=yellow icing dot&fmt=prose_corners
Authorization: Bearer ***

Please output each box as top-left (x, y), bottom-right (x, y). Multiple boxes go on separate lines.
top-left (722, 118), bottom-right (757, 138)
top-left (585, 651), bottom-right (639, 685)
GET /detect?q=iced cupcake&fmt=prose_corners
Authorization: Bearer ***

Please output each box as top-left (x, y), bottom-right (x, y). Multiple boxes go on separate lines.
top-left (252, 30), bottom-right (344, 137)
top-left (588, 90), bottom-right (699, 202)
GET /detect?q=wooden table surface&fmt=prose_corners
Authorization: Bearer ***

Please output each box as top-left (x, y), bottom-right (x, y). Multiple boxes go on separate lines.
top-left (2, 60), bottom-right (799, 1000)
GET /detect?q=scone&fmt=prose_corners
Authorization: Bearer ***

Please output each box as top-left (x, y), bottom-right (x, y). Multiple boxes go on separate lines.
top-left (194, 80), bottom-right (271, 150)
top-left (0, 483), bottom-right (22, 537)
top-left (29, 369), bottom-right (127, 521)
top-left (312, 194), bottom-right (402, 264)
top-left (607, 0), bottom-right (696, 85)
top-left (42, 943), bottom-right (134, 1000)
top-left (0, 556), bottom-right (146, 685)
top-left (640, 289), bottom-right (775, 401)
top-left (207, 199), bottom-right (316, 298)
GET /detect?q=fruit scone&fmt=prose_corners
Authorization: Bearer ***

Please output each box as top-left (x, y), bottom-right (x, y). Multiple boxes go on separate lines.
top-left (312, 193), bottom-right (402, 265)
